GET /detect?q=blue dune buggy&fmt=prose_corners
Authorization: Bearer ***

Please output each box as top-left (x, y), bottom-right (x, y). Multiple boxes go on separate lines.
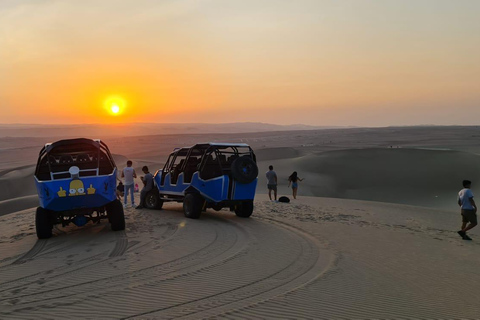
top-left (148, 143), bottom-right (258, 219)
top-left (34, 138), bottom-right (125, 239)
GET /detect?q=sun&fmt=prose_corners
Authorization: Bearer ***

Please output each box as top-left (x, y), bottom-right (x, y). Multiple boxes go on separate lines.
top-left (104, 96), bottom-right (126, 116)
top-left (111, 104), bottom-right (120, 114)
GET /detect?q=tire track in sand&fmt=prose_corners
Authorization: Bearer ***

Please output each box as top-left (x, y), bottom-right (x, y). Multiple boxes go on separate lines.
top-left (128, 217), bottom-right (333, 319)
top-left (109, 230), bottom-right (128, 257)
top-left (0, 224), bottom-right (178, 297)
top-left (0, 210), bottom-right (335, 319)
top-left (11, 240), bottom-right (47, 265)
top-left (0, 216), bottom-right (241, 314)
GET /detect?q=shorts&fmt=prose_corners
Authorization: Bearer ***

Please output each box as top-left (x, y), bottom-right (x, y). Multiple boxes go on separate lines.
top-left (267, 184), bottom-right (277, 191)
top-left (291, 182), bottom-right (298, 189)
top-left (461, 209), bottom-right (477, 224)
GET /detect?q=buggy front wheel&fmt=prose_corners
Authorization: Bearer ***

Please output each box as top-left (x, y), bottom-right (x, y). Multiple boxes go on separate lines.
top-left (145, 189), bottom-right (163, 210)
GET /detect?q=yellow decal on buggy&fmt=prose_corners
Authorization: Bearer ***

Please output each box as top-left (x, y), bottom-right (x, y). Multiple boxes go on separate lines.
top-left (57, 180), bottom-right (96, 197)
top-left (58, 187), bottom-right (66, 197)
top-left (87, 184), bottom-right (96, 195)
top-left (69, 179), bottom-right (85, 196)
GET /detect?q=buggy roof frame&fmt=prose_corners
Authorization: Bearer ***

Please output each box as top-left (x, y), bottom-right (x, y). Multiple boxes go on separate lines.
top-left (35, 138), bottom-right (116, 179)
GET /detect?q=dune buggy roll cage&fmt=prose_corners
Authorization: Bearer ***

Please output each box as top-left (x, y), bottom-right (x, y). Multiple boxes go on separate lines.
top-left (160, 143), bottom-right (256, 184)
top-left (35, 138), bottom-right (116, 181)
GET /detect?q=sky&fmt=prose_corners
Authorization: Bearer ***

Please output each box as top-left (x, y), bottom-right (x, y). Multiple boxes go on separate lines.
top-left (0, 0), bottom-right (479, 126)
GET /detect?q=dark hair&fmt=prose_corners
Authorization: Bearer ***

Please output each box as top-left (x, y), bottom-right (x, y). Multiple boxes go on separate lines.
top-left (289, 171), bottom-right (298, 182)
top-left (127, 160), bottom-right (133, 166)
top-left (463, 180), bottom-right (472, 188)
top-left (269, 165), bottom-right (273, 170)
top-left (142, 166), bottom-right (149, 172)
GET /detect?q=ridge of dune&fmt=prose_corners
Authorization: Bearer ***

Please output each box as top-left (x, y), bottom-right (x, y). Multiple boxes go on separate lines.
top-left (0, 195), bottom-right (39, 217)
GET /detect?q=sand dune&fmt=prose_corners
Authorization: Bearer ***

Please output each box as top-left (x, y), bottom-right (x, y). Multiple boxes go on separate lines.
top-left (0, 194), bottom-right (479, 319)
top-left (2, 125), bottom-right (480, 211)
top-left (0, 196), bottom-right (38, 217)
top-left (2, 126), bottom-right (480, 318)
top-left (0, 166), bottom-right (37, 202)
top-left (257, 148), bottom-right (480, 210)
top-left (254, 146), bottom-right (301, 161)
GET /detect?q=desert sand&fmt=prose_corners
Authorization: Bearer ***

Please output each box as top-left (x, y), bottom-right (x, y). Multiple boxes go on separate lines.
top-left (1, 125), bottom-right (480, 318)
top-left (1, 195), bottom-right (480, 318)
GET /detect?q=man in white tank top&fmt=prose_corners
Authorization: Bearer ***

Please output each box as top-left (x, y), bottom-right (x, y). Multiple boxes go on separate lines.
top-left (457, 179), bottom-right (477, 240)
top-left (121, 160), bottom-right (137, 207)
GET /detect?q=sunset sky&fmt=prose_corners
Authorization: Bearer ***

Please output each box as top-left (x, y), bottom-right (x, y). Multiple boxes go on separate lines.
top-left (1, 0), bottom-right (479, 126)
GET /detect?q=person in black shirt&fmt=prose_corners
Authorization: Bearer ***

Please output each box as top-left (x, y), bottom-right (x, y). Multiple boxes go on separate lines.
top-left (136, 166), bottom-right (154, 209)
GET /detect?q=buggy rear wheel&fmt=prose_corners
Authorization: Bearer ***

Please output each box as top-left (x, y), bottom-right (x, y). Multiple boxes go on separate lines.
top-left (36, 207), bottom-right (53, 239)
top-left (145, 189), bottom-right (163, 210)
top-left (183, 193), bottom-right (204, 219)
top-left (235, 200), bottom-right (254, 218)
top-left (107, 200), bottom-right (125, 231)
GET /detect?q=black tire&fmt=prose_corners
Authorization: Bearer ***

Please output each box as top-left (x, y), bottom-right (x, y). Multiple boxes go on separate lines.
top-left (107, 200), bottom-right (125, 231)
top-left (145, 189), bottom-right (164, 210)
top-left (231, 156), bottom-right (258, 184)
top-left (235, 200), bottom-right (254, 218)
top-left (183, 193), bottom-right (204, 219)
top-left (36, 207), bottom-right (53, 239)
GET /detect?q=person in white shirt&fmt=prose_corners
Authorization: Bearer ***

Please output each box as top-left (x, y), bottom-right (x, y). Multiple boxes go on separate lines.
top-left (121, 160), bottom-right (137, 208)
top-left (457, 180), bottom-right (477, 240)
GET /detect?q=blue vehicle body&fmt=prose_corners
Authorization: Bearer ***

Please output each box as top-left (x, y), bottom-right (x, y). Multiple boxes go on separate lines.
top-left (33, 138), bottom-right (125, 238)
top-left (151, 143), bottom-right (258, 218)
top-left (154, 170), bottom-right (257, 203)
top-left (35, 169), bottom-right (117, 212)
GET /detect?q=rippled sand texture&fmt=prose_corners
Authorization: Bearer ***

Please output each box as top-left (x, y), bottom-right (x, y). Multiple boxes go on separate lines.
top-left (1, 194), bottom-right (480, 319)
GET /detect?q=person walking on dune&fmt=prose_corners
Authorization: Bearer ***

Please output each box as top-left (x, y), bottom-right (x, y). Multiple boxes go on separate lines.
top-left (121, 160), bottom-right (137, 208)
top-left (457, 180), bottom-right (477, 240)
top-left (266, 165), bottom-right (277, 201)
top-left (288, 171), bottom-right (304, 200)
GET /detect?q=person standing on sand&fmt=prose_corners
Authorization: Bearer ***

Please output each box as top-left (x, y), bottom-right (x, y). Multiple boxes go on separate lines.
top-left (457, 180), bottom-right (477, 240)
top-left (121, 160), bottom-right (137, 208)
top-left (266, 165), bottom-right (277, 201)
top-left (288, 171), bottom-right (304, 200)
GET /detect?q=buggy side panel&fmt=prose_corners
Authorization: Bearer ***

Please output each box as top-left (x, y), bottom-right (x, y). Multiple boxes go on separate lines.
top-left (153, 169), bottom-right (163, 190)
top-left (159, 172), bottom-right (189, 194)
top-left (232, 178), bottom-right (257, 200)
top-left (190, 172), bottom-right (229, 202)
top-left (155, 170), bottom-right (256, 203)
